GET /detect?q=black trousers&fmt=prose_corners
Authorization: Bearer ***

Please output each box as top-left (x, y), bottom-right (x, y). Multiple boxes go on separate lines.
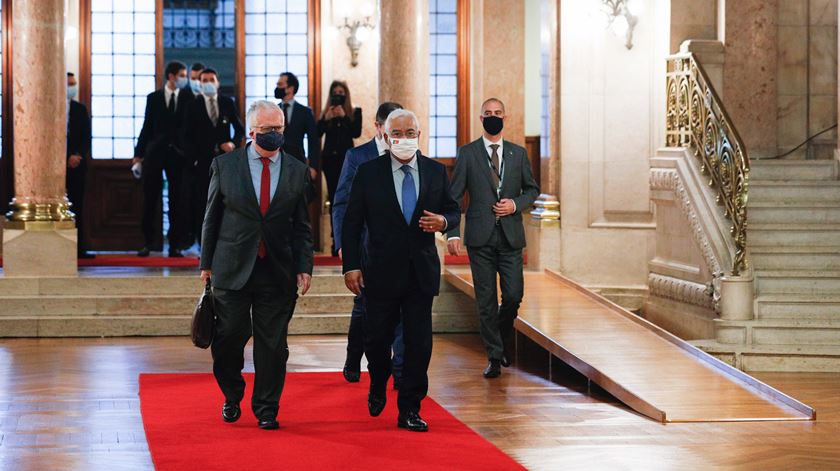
top-left (66, 164), bottom-right (86, 253)
top-left (141, 149), bottom-right (185, 249)
top-left (211, 258), bottom-right (297, 420)
top-left (191, 157), bottom-right (213, 247)
top-left (364, 266), bottom-right (433, 413)
top-left (467, 226), bottom-right (524, 361)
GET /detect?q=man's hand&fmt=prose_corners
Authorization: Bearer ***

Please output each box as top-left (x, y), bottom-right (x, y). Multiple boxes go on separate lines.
top-left (419, 210), bottom-right (446, 233)
top-left (447, 238), bottom-right (461, 256)
top-left (338, 248), bottom-right (342, 260)
top-left (297, 273), bottom-right (312, 295)
top-left (132, 157), bottom-right (143, 166)
top-left (68, 154), bottom-right (82, 169)
top-left (344, 271), bottom-right (364, 295)
top-left (309, 167), bottom-right (318, 180)
top-left (493, 199), bottom-right (516, 217)
top-left (220, 142), bottom-right (235, 153)
top-left (200, 270), bottom-right (212, 284)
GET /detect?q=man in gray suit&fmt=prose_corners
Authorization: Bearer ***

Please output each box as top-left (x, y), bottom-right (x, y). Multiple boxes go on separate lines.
top-left (199, 100), bottom-right (314, 430)
top-left (447, 98), bottom-right (540, 378)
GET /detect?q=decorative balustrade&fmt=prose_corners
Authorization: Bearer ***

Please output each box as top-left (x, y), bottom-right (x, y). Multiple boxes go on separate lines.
top-left (666, 53), bottom-right (750, 276)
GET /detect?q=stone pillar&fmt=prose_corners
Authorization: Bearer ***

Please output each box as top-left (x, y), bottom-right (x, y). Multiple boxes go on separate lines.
top-left (2, 0), bottom-right (76, 276)
top-left (378, 0), bottom-right (429, 151)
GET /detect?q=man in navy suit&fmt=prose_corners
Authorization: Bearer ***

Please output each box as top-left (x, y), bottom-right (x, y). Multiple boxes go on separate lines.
top-left (332, 102), bottom-right (405, 386)
top-left (342, 109), bottom-right (460, 432)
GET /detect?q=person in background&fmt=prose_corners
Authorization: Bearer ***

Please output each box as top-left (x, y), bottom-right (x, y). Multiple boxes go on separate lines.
top-left (133, 61), bottom-right (195, 258)
top-left (189, 62), bottom-right (205, 95)
top-left (66, 72), bottom-right (92, 259)
top-left (318, 81), bottom-right (362, 255)
top-left (183, 67), bottom-right (245, 247)
top-left (332, 101), bottom-right (405, 387)
top-left (275, 72), bottom-right (319, 181)
top-left (342, 109), bottom-right (460, 432)
top-left (446, 98), bottom-right (540, 379)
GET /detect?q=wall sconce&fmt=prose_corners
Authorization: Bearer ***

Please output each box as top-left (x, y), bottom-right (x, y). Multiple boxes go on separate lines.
top-left (600, 0), bottom-right (641, 49)
top-left (333, 1), bottom-right (377, 67)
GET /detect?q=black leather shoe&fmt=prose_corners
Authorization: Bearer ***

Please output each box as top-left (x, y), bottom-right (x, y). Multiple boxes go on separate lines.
top-left (168, 249), bottom-right (183, 258)
top-left (483, 360), bottom-right (502, 378)
top-left (500, 352), bottom-right (511, 368)
top-left (368, 384), bottom-right (387, 417)
top-left (137, 247), bottom-right (151, 257)
top-left (397, 411), bottom-right (428, 432)
top-left (258, 417), bottom-right (279, 430)
top-left (343, 365), bottom-right (361, 383)
top-left (222, 402), bottom-right (241, 423)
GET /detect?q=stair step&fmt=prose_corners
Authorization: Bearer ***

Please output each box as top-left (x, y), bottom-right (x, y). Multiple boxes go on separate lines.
top-left (692, 340), bottom-right (840, 372)
top-left (757, 294), bottom-right (840, 320)
top-left (748, 224), bottom-right (840, 246)
top-left (749, 201), bottom-right (840, 224)
top-left (749, 160), bottom-right (838, 181)
top-left (751, 246), bottom-right (840, 270)
top-left (756, 270), bottom-right (840, 294)
top-left (750, 180), bottom-right (840, 203)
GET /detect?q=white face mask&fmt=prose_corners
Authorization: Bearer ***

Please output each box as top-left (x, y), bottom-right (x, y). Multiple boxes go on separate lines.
top-left (389, 137), bottom-right (418, 160)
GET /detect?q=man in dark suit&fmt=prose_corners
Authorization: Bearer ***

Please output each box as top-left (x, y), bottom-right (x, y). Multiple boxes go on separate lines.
top-left (447, 98), bottom-right (540, 378)
top-left (343, 109), bottom-right (460, 432)
top-left (200, 100), bottom-right (314, 430)
top-left (275, 72), bottom-right (319, 180)
top-left (66, 72), bottom-right (92, 259)
top-left (133, 61), bottom-right (195, 257)
top-left (332, 101), bottom-right (406, 386)
top-left (183, 68), bottom-right (245, 247)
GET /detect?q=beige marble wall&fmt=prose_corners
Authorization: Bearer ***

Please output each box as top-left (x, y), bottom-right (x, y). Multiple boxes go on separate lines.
top-left (721, 0), bottom-right (779, 159)
top-left (777, 0), bottom-right (838, 160)
top-left (670, 0), bottom-right (717, 53)
top-left (320, 0), bottom-right (380, 144)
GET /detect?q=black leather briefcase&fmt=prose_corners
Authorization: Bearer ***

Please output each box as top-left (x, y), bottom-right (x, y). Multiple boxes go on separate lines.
top-left (191, 279), bottom-right (215, 349)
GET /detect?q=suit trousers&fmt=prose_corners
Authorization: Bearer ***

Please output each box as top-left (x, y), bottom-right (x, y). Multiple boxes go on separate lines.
top-left (66, 165), bottom-right (87, 253)
top-left (211, 257), bottom-right (297, 419)
top-left (142, 148), bottom-right (186, 249)
top-left (467, 225), bottom-right (524, 361)
top-left (346, 292), bottom-right (405, 379)
top-left (364, 265), bottom-right (432, 413)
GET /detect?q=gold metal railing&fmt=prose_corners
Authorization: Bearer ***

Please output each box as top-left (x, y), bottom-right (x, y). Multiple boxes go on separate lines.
top-left (666, 53), bottom-right (749, 276)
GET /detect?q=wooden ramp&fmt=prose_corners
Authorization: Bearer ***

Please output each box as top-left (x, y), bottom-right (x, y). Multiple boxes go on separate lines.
top-left (444, 268), bottom-right (816, 423)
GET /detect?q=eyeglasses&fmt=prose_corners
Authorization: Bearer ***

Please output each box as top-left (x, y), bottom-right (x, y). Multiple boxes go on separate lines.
top-left (389, 130), bottom-right (418, 139)
top-left (254, 125), bottom-right (285, 133)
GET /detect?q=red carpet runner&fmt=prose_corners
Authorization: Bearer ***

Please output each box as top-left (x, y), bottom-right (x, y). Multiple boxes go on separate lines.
top-left (139, 372), bottom-right (524, 471)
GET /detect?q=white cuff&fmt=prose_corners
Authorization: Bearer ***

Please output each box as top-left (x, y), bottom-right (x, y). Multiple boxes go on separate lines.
top-left (343, 269), bottom-right (361, 276)
top-left (447, 237), bottom-right (461, 241)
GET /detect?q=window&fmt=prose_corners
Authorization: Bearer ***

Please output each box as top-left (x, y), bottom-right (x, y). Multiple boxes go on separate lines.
top-left (243, 0), bottom-right (309, 111)
top-left (163, 0), bottom-right (236, 49)
top-left (428, 0), bottom-right (458, 158)
top-left (90, 0), bottom-right (156, 160)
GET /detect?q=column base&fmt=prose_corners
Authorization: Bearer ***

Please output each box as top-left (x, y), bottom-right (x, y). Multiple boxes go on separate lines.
top-left (2, 221), bottom-right (77, 276)
top-left (525, 218), bottom-right (560, 272)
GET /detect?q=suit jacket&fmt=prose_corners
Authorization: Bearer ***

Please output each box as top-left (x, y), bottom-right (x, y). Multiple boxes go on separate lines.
top-left (331, 138), bottom-right (380, 252)
top-left (183, 94), bottom-right (245, 166)
top-left (67, 100), bottom-right (91, 162)
top-left (200, 146), bottom-right (314, 292)
top-left (134, 87), bottom-right (195, 162)
top-left (342, 152), bottom-right (461, 298)
top-left (447, 138), bottom-right (540, 249)
top-left (280, 100), bottom-right (320, 169)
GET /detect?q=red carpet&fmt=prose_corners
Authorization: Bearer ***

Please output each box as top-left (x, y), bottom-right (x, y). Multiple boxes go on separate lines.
top-left (139, 372), bottom-right (524, 471)
top-left (0, 255), bottom-right (471, 268)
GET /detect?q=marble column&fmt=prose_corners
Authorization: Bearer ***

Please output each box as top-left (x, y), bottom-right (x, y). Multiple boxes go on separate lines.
top-left (378, 0), bottom-right (429, 151)
top-left (2, 0), bottom-right (76, 276)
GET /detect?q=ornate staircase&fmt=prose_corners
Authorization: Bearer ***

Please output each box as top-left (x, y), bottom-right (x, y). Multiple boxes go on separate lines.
top-left (694, 159), bottom-right (840, 371)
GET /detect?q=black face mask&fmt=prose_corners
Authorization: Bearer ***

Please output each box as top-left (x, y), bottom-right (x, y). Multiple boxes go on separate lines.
top-left (274, 87), bottom-right (286, 100)
top-left (330, 94), bottom-right (347, 106)
top-left (482, 116), bottom-right (504, 135)
top-left (255, 131), bottom-right (285, 152)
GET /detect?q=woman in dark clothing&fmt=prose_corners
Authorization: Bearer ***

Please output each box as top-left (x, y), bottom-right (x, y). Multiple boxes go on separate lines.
top-left (319, 80), bottom-right (362, 255)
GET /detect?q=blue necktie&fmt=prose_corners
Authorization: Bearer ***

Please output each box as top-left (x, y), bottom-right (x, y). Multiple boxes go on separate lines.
top-left (401, 165), bottom-right (417, 224)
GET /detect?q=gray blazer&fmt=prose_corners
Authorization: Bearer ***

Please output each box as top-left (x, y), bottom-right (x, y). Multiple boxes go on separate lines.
top-left (447, 138), bottom-right (540, 249)
top-left (200, 146), bottom-right (314, 292)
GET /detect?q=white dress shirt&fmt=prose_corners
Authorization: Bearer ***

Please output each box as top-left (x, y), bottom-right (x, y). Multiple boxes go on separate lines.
top-left (164, 85), bottom-right (180, 110)
top-left (391, 154), bottom-right (420, 212)
top-left (282, 98), bottom-right (297, 123)
top-left (375, 135), bottom-right (389, 156)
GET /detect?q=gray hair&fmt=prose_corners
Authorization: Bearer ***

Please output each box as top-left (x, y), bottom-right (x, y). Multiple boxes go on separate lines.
top-left (384, 108), bottom-right (420, 133)
top-left (246, 100), bottom-right (283, 131)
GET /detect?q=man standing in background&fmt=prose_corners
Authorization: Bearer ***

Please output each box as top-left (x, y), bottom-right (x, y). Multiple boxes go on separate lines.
top-left (66, 72), bottom-right (92, 259)
top-left (275, 72), bottom-right (319, 181)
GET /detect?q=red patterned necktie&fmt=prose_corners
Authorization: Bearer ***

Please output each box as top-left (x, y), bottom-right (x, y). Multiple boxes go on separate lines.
top-left (258, 157), bottom-right (271, 258)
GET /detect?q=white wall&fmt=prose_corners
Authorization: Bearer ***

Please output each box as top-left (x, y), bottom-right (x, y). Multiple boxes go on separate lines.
top-left (557, 0), bottom-right (670, 288)
top-left (65, 0), bottom-right (80, 76)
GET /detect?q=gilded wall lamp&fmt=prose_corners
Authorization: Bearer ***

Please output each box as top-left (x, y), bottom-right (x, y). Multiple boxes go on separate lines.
top-left (333, 1), bottom-right (377, 67)
top-left (600, 0), bottom-right (641, 49)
